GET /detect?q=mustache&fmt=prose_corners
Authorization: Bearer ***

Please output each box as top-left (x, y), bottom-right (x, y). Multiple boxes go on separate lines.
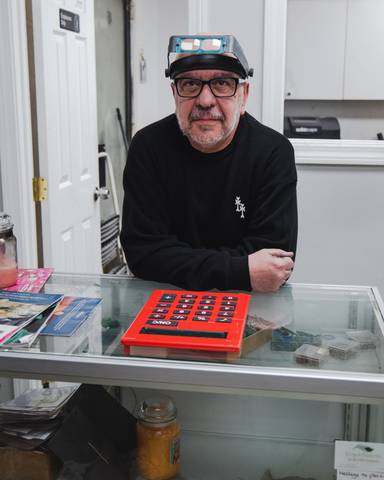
top-left (188, 108), bottom-right (225, 122)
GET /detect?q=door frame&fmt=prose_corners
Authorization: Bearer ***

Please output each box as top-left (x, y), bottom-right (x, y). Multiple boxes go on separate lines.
top-left (0, 0), bottom-right (38, 268)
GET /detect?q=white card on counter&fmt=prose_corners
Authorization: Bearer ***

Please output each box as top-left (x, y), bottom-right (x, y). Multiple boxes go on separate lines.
top-left (335, 441), bottom-right (384, 473)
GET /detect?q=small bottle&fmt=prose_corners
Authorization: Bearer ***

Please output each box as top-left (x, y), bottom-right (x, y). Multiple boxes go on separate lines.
top-left (136, 394), bottom-right (180, 480)
top-left (0, 213), bottom-right (18, 289)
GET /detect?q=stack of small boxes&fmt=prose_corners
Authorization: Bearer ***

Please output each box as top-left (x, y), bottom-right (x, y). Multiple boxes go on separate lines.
top-left (271, 327), bottom-right (380, 368)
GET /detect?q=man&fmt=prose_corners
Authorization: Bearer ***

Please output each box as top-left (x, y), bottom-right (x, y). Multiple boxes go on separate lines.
top-left (120, 34), bottom-right (297, 293)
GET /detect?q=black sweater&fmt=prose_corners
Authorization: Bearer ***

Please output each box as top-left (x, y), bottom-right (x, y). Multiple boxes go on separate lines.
top-left (121, 112), bottom-right (298, 291)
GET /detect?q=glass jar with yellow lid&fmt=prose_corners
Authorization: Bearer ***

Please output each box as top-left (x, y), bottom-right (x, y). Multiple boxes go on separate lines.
top-left (136, 394), bottom-right (180, 480)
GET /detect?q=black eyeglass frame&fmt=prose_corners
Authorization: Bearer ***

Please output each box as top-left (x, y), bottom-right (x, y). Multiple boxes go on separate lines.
top-left (173, 77), bottom-right (245, 98)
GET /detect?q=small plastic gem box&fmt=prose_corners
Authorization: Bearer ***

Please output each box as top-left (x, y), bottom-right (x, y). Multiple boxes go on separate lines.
top-left (328, 338), bottom-right (360, 361)
top-left (346, 330), bottom-right (380, 350)
top-left (293, 344), bottom-right (329, 368)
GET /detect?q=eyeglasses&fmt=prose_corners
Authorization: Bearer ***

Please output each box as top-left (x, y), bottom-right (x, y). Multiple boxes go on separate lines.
top-left (174, 77), bottom-right (244, 98)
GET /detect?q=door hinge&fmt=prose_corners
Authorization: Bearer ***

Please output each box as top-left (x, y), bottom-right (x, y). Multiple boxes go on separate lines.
top-left (32, 177), bottom-right (48, 201)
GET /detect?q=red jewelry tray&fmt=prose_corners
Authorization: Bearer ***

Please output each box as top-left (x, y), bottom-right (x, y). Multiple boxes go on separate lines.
top-left (121, 290), bottom-right (252, 352)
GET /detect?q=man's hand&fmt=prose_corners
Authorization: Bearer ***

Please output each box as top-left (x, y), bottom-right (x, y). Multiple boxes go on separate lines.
top-left (248, 249), bottom-right (294, 293)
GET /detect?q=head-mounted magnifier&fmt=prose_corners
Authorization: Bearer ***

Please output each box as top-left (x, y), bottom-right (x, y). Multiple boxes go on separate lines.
top-left (165, 35), bottom-right (254, 79)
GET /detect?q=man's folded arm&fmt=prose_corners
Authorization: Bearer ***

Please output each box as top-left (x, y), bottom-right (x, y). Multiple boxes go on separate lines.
top-left (121, 182), bottom-right (297, 292)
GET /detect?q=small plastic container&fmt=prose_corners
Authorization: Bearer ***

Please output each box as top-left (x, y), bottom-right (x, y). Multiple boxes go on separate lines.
top-left (328, 338), bottom-right (360, 361)
top-left (294, 344), bottom-right (329, 368)
top-left (346, 330), bottom-right (380, 350)
top-left (0, 213), bottom-right (18, 289)
top-left (271, 326), bottom-right (322, 352)
top-left (136, 394), bottom-right (180, 480)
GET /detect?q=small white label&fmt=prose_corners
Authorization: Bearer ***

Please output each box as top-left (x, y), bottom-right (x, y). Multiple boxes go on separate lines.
top-left (317, 347), bottom-right (327, 354)
top-left (335, 441), bottom-right (384, 473)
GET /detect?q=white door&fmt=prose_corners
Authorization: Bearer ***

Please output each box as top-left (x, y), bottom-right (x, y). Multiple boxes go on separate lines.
top-left (32, 0), bottom-right (101, 273)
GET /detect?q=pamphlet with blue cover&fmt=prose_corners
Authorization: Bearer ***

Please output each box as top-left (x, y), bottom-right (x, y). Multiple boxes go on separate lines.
top-left (40, 296), bottom-right (103, 336)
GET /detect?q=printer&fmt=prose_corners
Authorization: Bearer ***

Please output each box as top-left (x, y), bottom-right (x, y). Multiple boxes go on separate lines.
top-left (284, 116), bottom-right (340, 139)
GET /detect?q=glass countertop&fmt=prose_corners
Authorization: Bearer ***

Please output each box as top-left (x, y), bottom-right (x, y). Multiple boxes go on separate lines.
top-left (1, 273), bottom-right (384, 401)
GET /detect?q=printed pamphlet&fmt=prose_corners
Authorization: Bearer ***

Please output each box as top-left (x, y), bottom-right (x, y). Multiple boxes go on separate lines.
top-left (3, 300), bottom-right (61, 348)
top-left (41, 296), bottom-right (103, 336)
top-left (0, 290), bottom-right (64, 345)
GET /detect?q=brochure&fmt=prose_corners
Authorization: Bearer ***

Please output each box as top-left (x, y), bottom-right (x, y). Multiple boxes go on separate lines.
top-left (4, 268), bottom-right (54, 293)
top-left (3, 300), bottom-right (61, 348)
top-left (0, 290), bottom-right (64, 345)
top-left (41, 296), bottom-right (103, 336)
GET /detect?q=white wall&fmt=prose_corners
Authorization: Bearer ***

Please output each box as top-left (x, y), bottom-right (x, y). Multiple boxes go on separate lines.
top-left (291, 163), bottom-right (384, 296)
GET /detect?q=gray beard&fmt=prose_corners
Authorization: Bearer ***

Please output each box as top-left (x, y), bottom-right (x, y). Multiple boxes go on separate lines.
top-left (176, 92), bottom-right (244, 150)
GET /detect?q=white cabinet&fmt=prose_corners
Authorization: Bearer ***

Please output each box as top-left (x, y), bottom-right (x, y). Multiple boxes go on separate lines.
top-left (286, 0), bottom-right (384, 100)
top-left (285, 0), bottom-right (347, 100)
top-left (344, 0), bottom-right (384, 100)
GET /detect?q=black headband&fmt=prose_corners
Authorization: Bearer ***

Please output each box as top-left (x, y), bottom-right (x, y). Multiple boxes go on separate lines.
top-left (168, 54), bottom-right (248, 79)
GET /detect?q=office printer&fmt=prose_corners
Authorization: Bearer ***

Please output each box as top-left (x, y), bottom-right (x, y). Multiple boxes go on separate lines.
top-left (284, 116), bottom-right (340, 139)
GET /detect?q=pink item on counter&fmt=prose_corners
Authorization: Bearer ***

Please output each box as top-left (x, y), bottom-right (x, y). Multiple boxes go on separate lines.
top-left (4, 268), bottom-right (54, 293)
top-left (0, 259), bottom-right (18, 288)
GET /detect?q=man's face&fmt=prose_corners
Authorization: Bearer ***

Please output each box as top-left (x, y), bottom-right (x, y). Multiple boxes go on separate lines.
top-left (171, 69), bottom-right (249, 153)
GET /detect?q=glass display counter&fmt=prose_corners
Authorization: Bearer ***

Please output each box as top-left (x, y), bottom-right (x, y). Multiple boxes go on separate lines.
top-left (1, 273), bottom-right (384, 480)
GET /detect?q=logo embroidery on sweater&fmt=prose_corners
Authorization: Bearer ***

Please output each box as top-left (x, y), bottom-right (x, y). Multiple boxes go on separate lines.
top-left (235, 196), bottom-right (245, 218)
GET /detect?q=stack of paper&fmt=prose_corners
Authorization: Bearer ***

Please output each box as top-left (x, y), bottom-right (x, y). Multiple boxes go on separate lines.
top-left (0, 290), bottom-right (64, 347)
top-left (0, 386), bottom-right (79, 451)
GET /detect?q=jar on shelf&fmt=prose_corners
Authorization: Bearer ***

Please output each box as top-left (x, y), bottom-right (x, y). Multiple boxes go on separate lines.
top-left (136, 394), bottom-right (180, 480)
top-left (0, 213), bottom-right (18, 289)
